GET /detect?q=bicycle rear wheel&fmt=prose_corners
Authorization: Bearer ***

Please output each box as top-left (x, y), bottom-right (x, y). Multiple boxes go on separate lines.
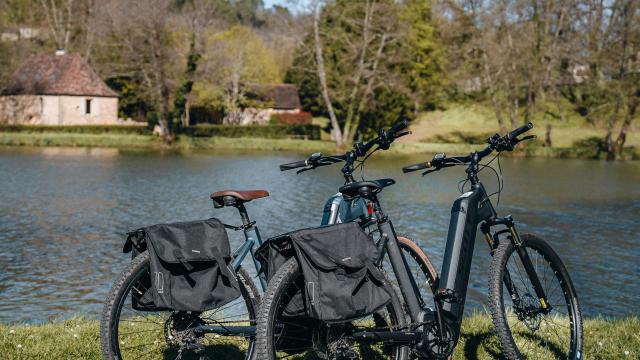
top-left (100, 251), bottom-right (260, 360)
top-left (256, 257), bottom-right (408, 360)
top-left (488, 234), bottom-right (583, 360)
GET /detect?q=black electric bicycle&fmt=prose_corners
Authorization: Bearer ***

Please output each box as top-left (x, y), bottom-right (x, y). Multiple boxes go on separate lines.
top-left (257, 122), bottom-right (583, 360)
top-left (256, 121), bottom-right (439, 359)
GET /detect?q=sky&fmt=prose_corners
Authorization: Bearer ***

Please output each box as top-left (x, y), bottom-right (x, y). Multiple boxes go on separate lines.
top-left (263, 0), bottom-right (311, 12)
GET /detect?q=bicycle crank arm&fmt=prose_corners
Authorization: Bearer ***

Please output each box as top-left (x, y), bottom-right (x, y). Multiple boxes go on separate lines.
top-left (195, 325), bottom-right (256, 337)
top-left (348, 330), bottom-right (422, 343)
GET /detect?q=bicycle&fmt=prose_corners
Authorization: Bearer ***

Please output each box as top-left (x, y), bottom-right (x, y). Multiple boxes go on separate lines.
top-left (257, 122), bottom-right (583, 360)
top-left (100, 190), bottom-right (268, 359)
top-left (256, 120), bottom-right (440, 359)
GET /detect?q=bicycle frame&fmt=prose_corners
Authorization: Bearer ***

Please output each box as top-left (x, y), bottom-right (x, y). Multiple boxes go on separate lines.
top-left (354, 180), bottom-right (552, 350)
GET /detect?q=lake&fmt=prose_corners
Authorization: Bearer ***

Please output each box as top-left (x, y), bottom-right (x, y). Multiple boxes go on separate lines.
top-left (0, 146), bottom-right (638, 323)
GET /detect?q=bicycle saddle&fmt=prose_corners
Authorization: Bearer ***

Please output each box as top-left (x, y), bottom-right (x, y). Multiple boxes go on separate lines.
top-left (339, 178), bottom-right (395, 199)
top-left (210, 190), bottom-right (269, 208)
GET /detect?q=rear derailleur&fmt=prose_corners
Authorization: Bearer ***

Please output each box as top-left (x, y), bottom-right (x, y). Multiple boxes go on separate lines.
top-left (164, 312), bottom-right (207, 358)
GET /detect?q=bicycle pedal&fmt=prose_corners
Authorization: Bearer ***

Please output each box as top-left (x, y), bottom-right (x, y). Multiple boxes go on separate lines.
top-left (434, 288), bottom-right (458, 303)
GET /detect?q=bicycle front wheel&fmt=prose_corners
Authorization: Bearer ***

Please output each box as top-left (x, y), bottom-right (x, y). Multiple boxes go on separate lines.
top-left (100, 251), bottom-right (260, 360)
top-left (488, 234), bottom-right (583, 360)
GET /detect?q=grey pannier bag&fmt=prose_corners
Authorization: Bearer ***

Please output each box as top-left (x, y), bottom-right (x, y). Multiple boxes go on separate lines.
top-left (124, 218), bottom-right (241, 312)
top-left (258, 222), bottom-right (392, 323)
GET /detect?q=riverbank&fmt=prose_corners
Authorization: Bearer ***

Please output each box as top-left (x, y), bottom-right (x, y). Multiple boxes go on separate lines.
top-left (1, 314), bottom-right (637, 359)
top-left (1, 131), bottom-right (637, 159)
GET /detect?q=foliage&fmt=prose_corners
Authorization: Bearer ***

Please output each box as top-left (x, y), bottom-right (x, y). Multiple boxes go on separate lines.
top-left (194, 25), bottom-right (281, 122)
top-left (286, 0), bottom-right (424, 144)
top-left (0, 124), bottom-right (150, 134)
top-left (183, 124), bottom-right (320, 139)
top-left (105, 77), bottom-right (150, 122)
top-left (398, 0), bottom-right (447, 111)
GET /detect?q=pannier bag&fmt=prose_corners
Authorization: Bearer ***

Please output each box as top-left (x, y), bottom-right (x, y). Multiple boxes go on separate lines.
top-left (123, 218), bottom-right (241, 312)
top-left (257, 222), bottom-right (392, 323)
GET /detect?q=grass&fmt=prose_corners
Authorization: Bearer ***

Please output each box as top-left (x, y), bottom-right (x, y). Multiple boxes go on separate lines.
top-left (1, 314), bottom-right (637, 359)
top-left (408, 103), bottom-right (640, 159)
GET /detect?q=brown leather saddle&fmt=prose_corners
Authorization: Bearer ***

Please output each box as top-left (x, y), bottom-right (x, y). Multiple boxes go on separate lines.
top-left (210, 190), bottom-right (269, 208)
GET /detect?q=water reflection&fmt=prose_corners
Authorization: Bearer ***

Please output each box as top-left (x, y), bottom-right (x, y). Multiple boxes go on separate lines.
top-left (0, 147), bottom-right (638, 323)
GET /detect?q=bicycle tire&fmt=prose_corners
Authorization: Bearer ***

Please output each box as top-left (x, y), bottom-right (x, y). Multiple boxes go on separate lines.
top-left (256, 257), bottom-right (409, 359)
top-left (100, 251), bottom-right (260, 360)
top-left (488, 234), bottom-right (583, 360)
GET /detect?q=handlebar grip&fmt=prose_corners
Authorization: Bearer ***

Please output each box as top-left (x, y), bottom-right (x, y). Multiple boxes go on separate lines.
top-left (385, 119), bottom-right (409, 139)
top-left (508, 122), bottom-right (533, 140)
top-left (279, 160), bottom-right (308, 171)
top-left (402, 162), bottom-right (430, 173)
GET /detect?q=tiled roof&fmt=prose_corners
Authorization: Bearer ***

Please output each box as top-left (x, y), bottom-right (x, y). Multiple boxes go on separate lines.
top-left (251, 84), bottom-right (301, 110)
top-left (3, 53), bottom-right (117, 97)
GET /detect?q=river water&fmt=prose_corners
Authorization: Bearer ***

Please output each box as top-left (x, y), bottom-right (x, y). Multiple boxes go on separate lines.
top-left (0, 146), bottom-right (638, 323)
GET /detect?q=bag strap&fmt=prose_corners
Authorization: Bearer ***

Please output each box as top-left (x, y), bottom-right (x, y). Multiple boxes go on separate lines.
top-left (210, 247), bottom-right (236, 281)
top-left (351, 261), bottom-right (386, 295)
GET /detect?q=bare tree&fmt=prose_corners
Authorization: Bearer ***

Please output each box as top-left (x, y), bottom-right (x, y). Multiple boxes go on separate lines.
top-left (40, 0), bottom-right (74, 50)
top-left (96, 0), bottom-right (179, 141)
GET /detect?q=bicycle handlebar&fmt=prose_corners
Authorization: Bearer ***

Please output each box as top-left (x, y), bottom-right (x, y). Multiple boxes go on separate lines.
top-left (402, 122), bottom-right (535, 174)
top-left (280, 119), bottom-right (410, 173)
top-left (279, 159), bottom-right (309, 171)
top-left (508, 121), bottom-right (533, 141)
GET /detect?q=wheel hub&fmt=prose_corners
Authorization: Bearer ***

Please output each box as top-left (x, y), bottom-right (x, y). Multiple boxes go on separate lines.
top-left (515, 294), bottom-right (542, 331)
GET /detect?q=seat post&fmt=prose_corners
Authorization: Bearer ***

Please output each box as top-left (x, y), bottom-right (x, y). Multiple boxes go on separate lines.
top-left (236, 203), bottom-right (252, 226)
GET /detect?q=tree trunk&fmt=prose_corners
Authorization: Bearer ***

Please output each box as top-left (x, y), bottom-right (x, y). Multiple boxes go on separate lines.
top-left (342, 0), bottom-right (374, 144)
top-left (545, 124), bottom-right (552, 147)
top-left (313, 4), bottom-right (343, 148)
top-left (604, 96), bottom-right (622, 160)
top-left (615, 96), bottom-right (638, 157)
top-left (509, 96), bottom-right (519, 129)
top-left (482, 53), bottom-right (507, 134)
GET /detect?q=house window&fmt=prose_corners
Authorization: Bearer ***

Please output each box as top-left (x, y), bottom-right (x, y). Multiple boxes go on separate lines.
top-left (40, 97), bottom-right (44, 114)
top-left (85, 99), bottom-right (92, 114)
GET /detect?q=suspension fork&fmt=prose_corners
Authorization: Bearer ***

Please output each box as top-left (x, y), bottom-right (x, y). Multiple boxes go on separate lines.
top-left (481, 223), bottom-right (521, 306)
top-left (483, 218), bottom-right (551, 312)
top-left (509, 224), bottom-right (551, 311)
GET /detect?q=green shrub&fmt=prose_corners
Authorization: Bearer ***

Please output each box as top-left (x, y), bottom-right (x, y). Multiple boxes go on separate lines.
top-left (0, 124), bottom-right (321, 140)
top-left (183, 124), bottom-right (321, 140)
top-left (0, 124), bottom-right (150, 135)
top-left (424, 131), bottom-right (494, 144)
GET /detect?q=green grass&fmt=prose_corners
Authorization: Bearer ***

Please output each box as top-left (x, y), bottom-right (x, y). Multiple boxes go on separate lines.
top-left (1, 314), bottom-right (637, 359)
top-left (409, 103), bottom-right (639, 159)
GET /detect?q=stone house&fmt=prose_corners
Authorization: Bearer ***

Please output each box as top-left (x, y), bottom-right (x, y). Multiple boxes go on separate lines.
top-left (0, 51), bottom-right (119, 125)
top-left (224, 84), bottom-right (310, 125)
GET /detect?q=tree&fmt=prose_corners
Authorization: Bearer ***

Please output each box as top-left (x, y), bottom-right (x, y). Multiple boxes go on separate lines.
top-left (95, 0), bottom-right (181, 141)
top-left (398, 0), bottom-right (446, 114)
top-left (172, 0), bottom-right (227, 128)
top-left (197, 25), bottom-right (280, 123)
top-left (287, 0), bottom-right (410, 147)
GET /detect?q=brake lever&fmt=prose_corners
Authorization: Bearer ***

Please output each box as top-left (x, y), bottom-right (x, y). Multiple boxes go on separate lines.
top-left (395, 131), bottom-right (412, 139)
top-left (296, 167), bottom-right (314, 174)
top-left (422, 169), bottom-right (439, 176)
top-left (517, 135), bottom-right (537, 143)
